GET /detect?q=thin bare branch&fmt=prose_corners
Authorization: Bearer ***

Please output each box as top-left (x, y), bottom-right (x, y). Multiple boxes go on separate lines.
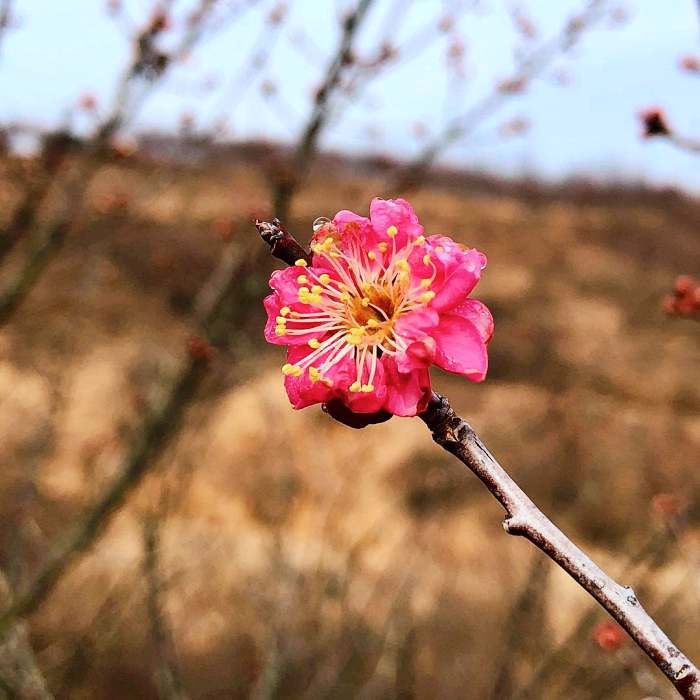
top-left (389, 0), bottom-right (608, 192)
top-left (515, 523), bottom-right (681, 699)
top-left (669, 132), bottom-right (700, 155)
top-left (272, 0), bottom-right (376, 220)
top-left (142, 516), bottom-right (190, 700)
top-left (0, 0), bottom-right (225, 320)
top-left (0, 241), bottom-right (258, 638)
top-left (0, 0), bottom-right (12, 60)
top-left (490, 555), bottom-right (550, 699)
top-left (419, 392), bottom-right (700, 699)
top-left (0, 570), bottom-right (53, 700)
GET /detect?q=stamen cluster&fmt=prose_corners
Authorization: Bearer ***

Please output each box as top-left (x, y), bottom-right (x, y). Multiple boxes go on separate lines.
top-left (264, 198), bottom-right (493, 417)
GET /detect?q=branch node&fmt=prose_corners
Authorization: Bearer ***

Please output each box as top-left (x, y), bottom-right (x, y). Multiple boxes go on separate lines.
top-left (502, 516), bottom-right (527, 536)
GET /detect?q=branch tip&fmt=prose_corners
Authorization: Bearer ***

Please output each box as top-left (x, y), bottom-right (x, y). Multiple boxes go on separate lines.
top-left (255, 218), bottom-right (311, 267)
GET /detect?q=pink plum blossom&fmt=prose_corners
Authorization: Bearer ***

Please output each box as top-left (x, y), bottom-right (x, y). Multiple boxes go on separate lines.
top-left (264, 198), bottom-right (493, 418)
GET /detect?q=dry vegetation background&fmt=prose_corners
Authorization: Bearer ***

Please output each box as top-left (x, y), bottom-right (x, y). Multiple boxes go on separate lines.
top-left (0, 149), bottom-right (698, 699)
top-left (0, 0), bottom-right (699, 697)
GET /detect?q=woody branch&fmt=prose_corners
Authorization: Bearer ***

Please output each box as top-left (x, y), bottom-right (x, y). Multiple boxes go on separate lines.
top-left (257, 218), bottom-right (700, 700)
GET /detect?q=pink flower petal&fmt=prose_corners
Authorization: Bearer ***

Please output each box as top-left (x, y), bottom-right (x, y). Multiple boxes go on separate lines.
top-left (449, 298), bottom-right (494, 344)
top-left (263, 293), bottom-right (285, 345)
top-left (369, 197), bottom-right (424, 249)
top-left (431, 313), bottom-right (489, 381)
top-left (382, 355), bottom-right (432, 416)
top-left (283, 344), bottom-right (354, 409)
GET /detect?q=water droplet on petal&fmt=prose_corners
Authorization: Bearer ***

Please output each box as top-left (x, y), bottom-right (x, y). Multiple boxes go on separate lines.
top-left (312, 216), bottom-right (330, 232)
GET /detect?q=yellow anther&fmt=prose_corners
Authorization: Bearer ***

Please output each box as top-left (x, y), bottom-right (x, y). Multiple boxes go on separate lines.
top-left (378, 242), bottom-right (388, 252)
top-left (298, 286), bottom-right (309, 295)
top-left (420, 278), bottom-right (432, 287)
top-left (309, 367), bottom-right (321, 382)
top-left (282, 363), bottom-right (302, 376)
top-left (396, 259), bottom-right (409, 272)
top-left (296, 275), bottom-right (308, 284)
top-left (423, 254), bottom-right (431, 265)
top-left (318, 273), bottom-right (330, 284)
top-left (324, 236), bottom-right (334, 246)
top-left (415, 235), bottom-right (426, 245)
top-left (435, 245), bottom-right (444, 253)
top-left (339, 292), bottom-right (350, 301)
top-left (275, 318), bottom-right (287, 326)
top-left (386, 225), bottom-right (398, 237)
top-left (275, 326), bottom-right (286, 336)
top-left (280, 306), bottom-right (291, 316)
top-left (311, 285), bottom-right (323, 295)
top-left (349, 326), bottom-right (365, 336)
top-left (346, 334), bottom-right (362, 345)
top-left (308, 338), bottom-right (321, 349)
top-left (329, 251), bottom-right (340, 258)
top-left (295, 259), bottom-right (308, 267)
top-left (367, 251), bottom-right (376, 260)
top-left (361, 384), bottom-right (374, 393)
top-left (349, 381), bottom-right (362, 392)
top-left (322, 378), bottom-right (334, 387)
top-left (361, 297), bottom-right (370, 307)
top-left (311, 243), bottom-right (322, 254)
top-left (420, 291), bottom-right (436, 303)
top-left (367, 318), bottom-right (380, 328)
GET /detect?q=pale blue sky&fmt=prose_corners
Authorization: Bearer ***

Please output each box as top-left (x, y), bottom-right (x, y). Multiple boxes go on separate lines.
top-left (2, 1), bottom-right (700, 191)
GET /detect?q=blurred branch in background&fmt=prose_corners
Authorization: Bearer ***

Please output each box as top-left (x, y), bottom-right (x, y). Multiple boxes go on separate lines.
top-left (207, 2), bottom-right (288, 133)
top-left (389, 0), bottom-right (610, 192)
top-left (639, 105), bottom-right (700, 156)
top-left (639, 106), bottom-right (700, 316)
top-left (489, 555), bottom-right (550, 700)
top-left (0, 0), bottom-right (236, 325)
top-left (271, 0), bottom-right (376, 221)
top-left (0, 0), bottom-right (12, 60)
top-left (0, 571), bottom-right (53, 700)
top-left (142, 513), bottom-right (190, 700)
top-left (0, 238), bottom-right (262, 639)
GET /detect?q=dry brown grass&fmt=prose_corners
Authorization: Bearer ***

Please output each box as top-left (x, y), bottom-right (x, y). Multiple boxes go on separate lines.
top-left (0, 153), bottom-right (698, 699)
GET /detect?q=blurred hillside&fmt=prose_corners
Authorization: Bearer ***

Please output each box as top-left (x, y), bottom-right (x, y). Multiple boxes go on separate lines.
top-left (0, 150), bottom-right (699, 699)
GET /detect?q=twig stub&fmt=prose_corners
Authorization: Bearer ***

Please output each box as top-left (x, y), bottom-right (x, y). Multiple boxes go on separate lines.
top-left (255, 218), bottom-right (311, 266)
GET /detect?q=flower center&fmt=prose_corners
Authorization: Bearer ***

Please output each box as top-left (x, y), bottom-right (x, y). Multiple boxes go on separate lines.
top-left (278, 225), bottom-right (436, 393)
